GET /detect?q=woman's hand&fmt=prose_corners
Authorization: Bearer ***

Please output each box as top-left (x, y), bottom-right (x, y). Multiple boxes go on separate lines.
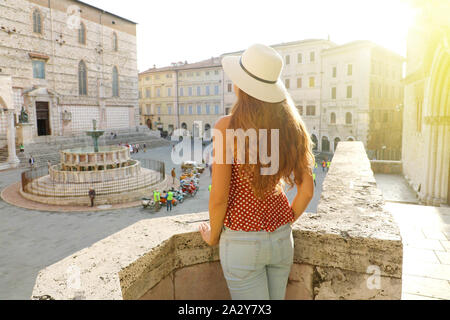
top-left (199, 222), bottom-right (219, 246)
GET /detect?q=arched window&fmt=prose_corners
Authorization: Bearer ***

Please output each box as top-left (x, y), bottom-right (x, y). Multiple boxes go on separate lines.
top-left (322, 136), bottom-right (330, 152)
top-left (330, 112), bottom-right (336, 124)
top-left (334, 138), bottom-right (341, 152)
top-left (181, 123), bottom-right (187, 130)
top-left (112, 66), bottom-right (119, 97)
top-left (33, 9), bottom-right (42, 34)
top-left (311, 134), bottom-right (318, 151)
top-left (78, 22), bottom-right (86, 44)
top-left (346, 112), bottom-right (352, 125)
top-left (112, 32), bottom-right (118, 51)
top-left (78, 60), bottom-right (87, 96)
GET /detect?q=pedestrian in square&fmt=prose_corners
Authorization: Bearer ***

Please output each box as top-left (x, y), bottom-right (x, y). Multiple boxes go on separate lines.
top-left (88, 188), bottom-right (96, 207)
top-left (29, 155), bottom-right (35, 169)
top-left (171, 168), bottom-right (176, 185)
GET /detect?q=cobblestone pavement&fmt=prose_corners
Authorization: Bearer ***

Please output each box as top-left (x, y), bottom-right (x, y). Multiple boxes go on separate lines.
top-left (0, 143), bottom-right (325, 300)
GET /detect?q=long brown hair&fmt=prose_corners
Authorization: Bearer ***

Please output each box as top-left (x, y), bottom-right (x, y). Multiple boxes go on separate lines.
top-left (228, 88), bottom-right (314, 198)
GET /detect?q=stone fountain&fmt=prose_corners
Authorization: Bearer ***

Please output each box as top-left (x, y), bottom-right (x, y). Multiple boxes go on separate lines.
top-left (86, 119), bottom-right (104, 153)
top-left (20, 120), bottom-right (168, 206)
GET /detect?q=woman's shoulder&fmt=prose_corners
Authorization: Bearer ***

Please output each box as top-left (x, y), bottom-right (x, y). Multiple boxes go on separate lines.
top-left (214, 115), bottom-right (232, 130)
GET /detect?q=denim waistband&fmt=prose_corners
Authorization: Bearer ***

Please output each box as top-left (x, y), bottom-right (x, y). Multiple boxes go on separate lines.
top-left (221, 223), bottom-right (292, 241)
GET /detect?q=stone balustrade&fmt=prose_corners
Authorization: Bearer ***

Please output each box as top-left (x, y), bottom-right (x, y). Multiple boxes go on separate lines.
top-left (31, 142), bottom-right (403, 300)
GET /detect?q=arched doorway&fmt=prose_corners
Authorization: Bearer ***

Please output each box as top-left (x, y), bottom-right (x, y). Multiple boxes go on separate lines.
top-left (146, 119), bottom-right (152, 130)
top-left (321, 136), bottom-right (330, 153)
top-left (311, 134), bottom-right (318, 151)
top-left (181, 122), bottom-right (187, 130)
top-left (334, 137), bottom-right (341, 152)
top-left (347, 137), bottom-right (355, 141)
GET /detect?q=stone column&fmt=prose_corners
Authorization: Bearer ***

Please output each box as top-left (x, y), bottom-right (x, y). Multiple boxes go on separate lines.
top-left (7, 111), bottom-right (20, 168)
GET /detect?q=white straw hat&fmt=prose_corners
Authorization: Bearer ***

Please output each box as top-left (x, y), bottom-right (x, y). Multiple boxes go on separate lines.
top-left (222, 43), bottom-right (288, 103)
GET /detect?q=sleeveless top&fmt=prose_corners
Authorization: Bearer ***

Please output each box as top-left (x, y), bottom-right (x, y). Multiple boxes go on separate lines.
top-left (224, 163), bottom-right (294, 232)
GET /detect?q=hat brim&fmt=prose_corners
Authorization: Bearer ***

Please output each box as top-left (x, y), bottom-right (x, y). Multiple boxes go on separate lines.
top-left (222, 56), bottom-right (288, 103)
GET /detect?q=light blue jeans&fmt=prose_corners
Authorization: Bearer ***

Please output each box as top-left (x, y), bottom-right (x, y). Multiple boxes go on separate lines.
top-left (219, 223), bottom-right (294, 300)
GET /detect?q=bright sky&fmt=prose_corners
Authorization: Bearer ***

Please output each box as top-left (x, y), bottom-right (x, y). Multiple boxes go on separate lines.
top-left (84, 0), bottom-right (417, 72)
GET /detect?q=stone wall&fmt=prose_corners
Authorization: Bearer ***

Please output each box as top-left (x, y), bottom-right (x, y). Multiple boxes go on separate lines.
top-left (370, 160), bottom-right (403, 174)
top-left (31, 142), bottom-right (403, 300)
top-left (0, 0), bottom-right (139, 136)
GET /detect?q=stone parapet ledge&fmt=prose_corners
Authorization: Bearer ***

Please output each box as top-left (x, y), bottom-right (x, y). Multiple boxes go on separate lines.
top-left (32, 142), bottom-right (403, 300)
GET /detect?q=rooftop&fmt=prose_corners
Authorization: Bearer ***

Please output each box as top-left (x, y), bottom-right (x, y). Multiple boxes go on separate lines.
top-left (139, 57), bottom-right (222, 75)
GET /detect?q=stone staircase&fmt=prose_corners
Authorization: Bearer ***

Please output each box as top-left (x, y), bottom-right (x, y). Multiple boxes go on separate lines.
top-left (0, 129), bottom-right (171, 170)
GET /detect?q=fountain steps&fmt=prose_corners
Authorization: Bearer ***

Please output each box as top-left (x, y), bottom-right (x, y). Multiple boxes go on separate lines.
top-left (24, 169), bottom-right (162, 197)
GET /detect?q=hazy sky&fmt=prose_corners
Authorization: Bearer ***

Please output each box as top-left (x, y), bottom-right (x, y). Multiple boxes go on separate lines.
top-left (83, 0), bottom-right (417, 72)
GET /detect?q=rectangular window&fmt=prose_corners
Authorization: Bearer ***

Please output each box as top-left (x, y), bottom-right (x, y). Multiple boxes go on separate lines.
top-left (188, 105), bottom-right (193, 115)
top-left (285, 79), bottom-right (290, 89)
top-left (348, 64), bottom-right (353, 76)
top-left (32, 60), bottom-right (45, 79)
top-left (197, 105), bottom-right (202, 114)
top-left (215, 70), bottom-right (219, 75)
top-left (215, 105), bottom-right (219, 114)
top-left (205, 86), bottom-right (210, 96)
top-left (206, 104), bottom-right (210, 114)
top-left (168, 105), bottom-right (172, 115)
top-left (286, 55), bottom-right (290, 65)
top-left (227, 83), bottom-right (232, 92)
top-left (146, 88), bottom-right (151, 98)
top-left (179, 87), bottom-right (184, 96)
top-left (214, 85), bottom-right (219, 95)
top-left (332, 67), bottom-right (337, 78)
top-left (197, 86), bottom-right (201, 96)
top-left (309, 77), bottom-right (315, 88)
top-left (306, 105), bottom-right (316, 116)
top-left (167, 87), bottom-right (172, 97)
top-left (157, 106), bottom-right (161, 114)
top-left (188, 87), bottom-right (193, 96)
top-left (206, 71), bottom-right (210, 76)
top-left (180, 105), bottom-right (185, 115)
top-left (156, 88), bottom-right (161, 97)
top-left (297, 53), bottom-right (302, 64)
top-left (310, 52), bottom-right (315, 62)
top-left (146, 104), bottom-right (151, 115)
top-left (297, 78), bottom-right (302, 88)
top-left (347, 86), bottom-right (352, 98)
top-left (139, 91), bottom-right (142, 99)
top-left (332, 87), bottom-right (336, 99)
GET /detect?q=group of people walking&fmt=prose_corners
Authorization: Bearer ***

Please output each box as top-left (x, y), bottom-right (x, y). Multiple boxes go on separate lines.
top-left (119, 142), bottom-right (146, 154)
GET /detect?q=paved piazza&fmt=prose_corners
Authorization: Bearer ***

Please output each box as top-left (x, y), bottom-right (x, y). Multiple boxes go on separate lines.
top-left (1, 143), bottom-right (449, 300)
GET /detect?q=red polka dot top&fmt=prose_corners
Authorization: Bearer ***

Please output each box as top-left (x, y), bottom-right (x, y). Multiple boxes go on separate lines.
top-left (224, 163), bottom-right (294, 232)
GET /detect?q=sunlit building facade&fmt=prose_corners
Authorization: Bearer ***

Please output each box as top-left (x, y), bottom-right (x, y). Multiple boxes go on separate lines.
top-left (402, 1), bottom-right (449, 206)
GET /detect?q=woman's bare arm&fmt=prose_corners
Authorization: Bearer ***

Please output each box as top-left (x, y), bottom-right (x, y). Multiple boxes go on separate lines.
top-left (291, 170), bottom-right (314, 222)
top-left (207, 116), bottom-right (232, 245)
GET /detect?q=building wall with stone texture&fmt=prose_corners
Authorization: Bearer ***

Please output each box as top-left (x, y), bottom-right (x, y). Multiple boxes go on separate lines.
top-left (402, 3), bottom-right (450, 206)
top-left (321, 41), bottom-right (372, 153)
top-left (0, 0), bottom-right (138, 138)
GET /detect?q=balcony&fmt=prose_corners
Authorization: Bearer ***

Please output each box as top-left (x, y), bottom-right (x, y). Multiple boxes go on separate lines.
top-left (31, 142), bottom-right (403, 300)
